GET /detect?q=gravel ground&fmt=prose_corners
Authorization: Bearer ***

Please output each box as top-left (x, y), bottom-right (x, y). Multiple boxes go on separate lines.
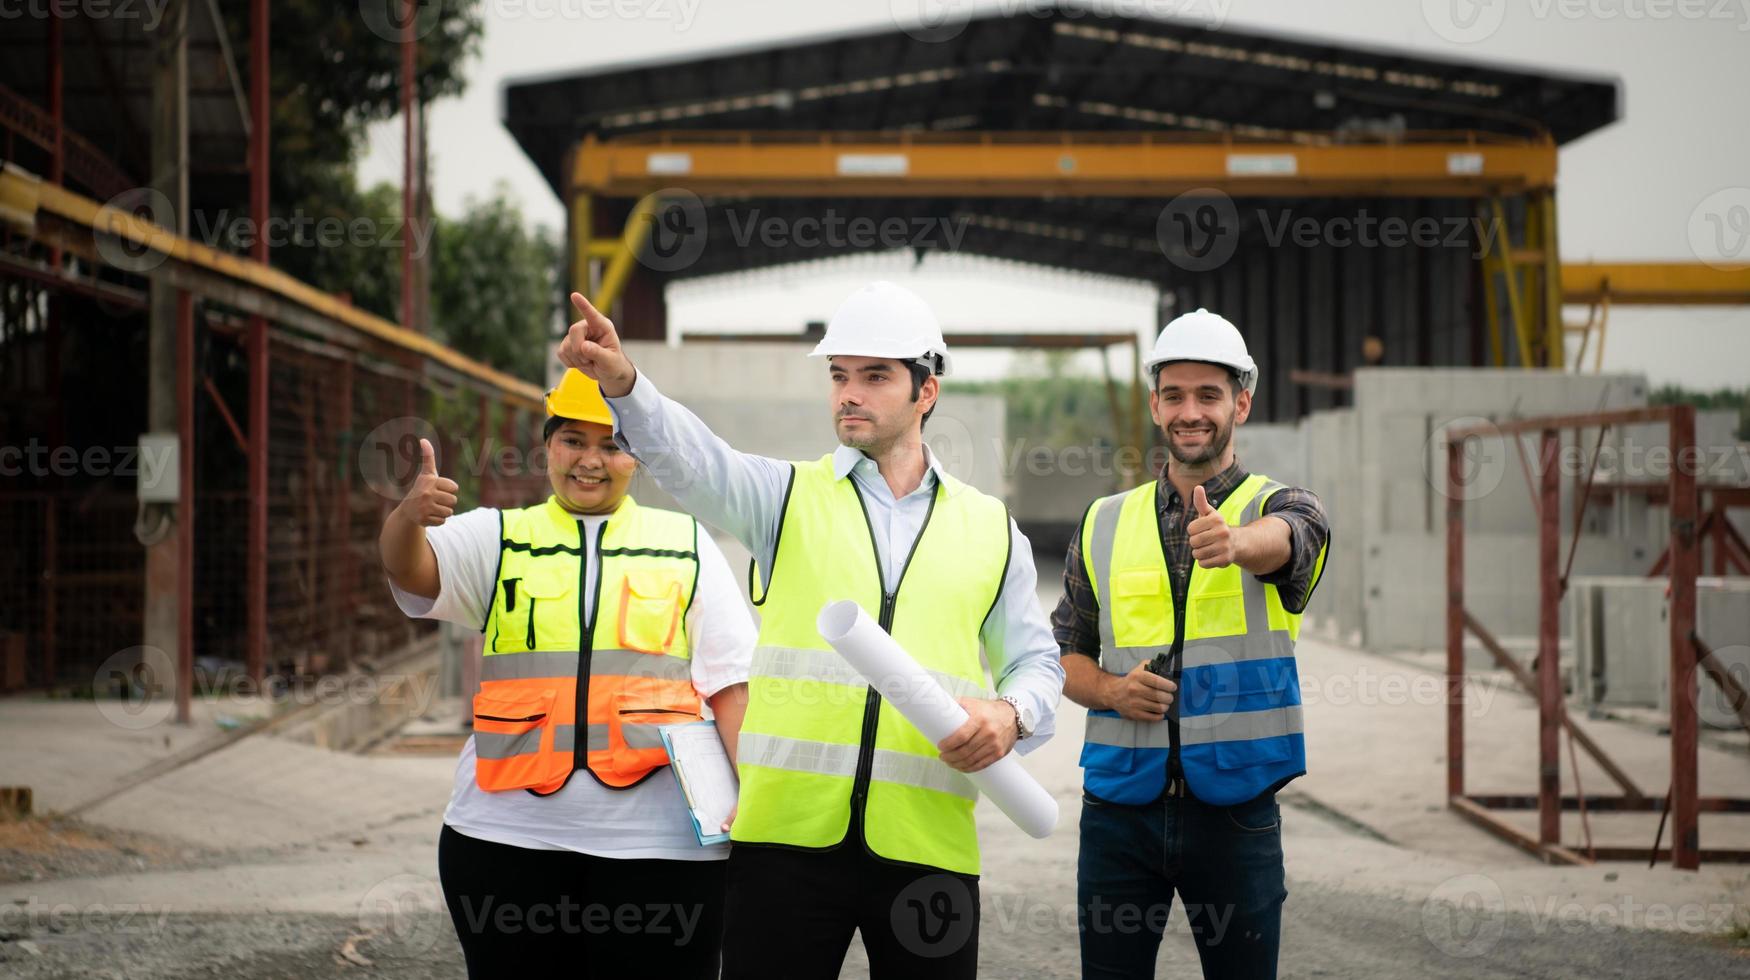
top-left (2, 877), bottom-right (1745, 979)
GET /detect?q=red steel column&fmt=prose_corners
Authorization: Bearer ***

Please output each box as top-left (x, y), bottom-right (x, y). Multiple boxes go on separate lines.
top-left (246, 0), bottom-right (271, 682)
top-left (401, 0), bottom-right (418, 332)
top-left (1537, 428), bottom-right (1561, 849)
top-left (1668, 405), bottom-right (1700, 870)
top-left (176, 291), bottom-right (195, 724)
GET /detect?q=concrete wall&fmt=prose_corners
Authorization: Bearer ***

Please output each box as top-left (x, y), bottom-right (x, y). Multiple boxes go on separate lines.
top-left (616, 339), bottom-right (1008, 520)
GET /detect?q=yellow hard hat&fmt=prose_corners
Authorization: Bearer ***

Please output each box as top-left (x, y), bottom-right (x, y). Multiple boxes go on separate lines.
top-left (544, 369), bottom-right (613, 426)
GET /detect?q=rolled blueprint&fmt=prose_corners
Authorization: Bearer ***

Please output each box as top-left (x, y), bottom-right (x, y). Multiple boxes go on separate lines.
top-left (816, 599), bottom-right (1059, 839)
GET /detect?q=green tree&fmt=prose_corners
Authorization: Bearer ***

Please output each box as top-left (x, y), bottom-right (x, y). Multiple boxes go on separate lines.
top-left (430, 185), bottom-right (562, 383)
top-left (208, 0), bottom-right (485, 324)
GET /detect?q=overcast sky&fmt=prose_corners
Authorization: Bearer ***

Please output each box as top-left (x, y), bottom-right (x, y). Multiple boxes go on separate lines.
top-left (359, 0), bottom-right (1750, 389)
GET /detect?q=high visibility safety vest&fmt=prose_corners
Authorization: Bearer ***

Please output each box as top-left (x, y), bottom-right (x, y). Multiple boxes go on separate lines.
top-left (733, 455), bottom-right (1011, 876)
top-left (473, 494), bottom-right (701, 796)
top-left (1079, 474), bottom-right (1326, 806)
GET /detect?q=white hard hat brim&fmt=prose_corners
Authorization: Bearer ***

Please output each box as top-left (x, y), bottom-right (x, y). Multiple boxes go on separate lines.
top-left (808, 340), bottom-right (953, 377)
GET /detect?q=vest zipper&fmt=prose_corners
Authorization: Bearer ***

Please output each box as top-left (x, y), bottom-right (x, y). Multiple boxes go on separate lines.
top-left (525, 597), bottom-right (538, 650)
top-left (846, 480), bottom-right (940, 844)
top-left (574, 518), bottom-right (607, 774)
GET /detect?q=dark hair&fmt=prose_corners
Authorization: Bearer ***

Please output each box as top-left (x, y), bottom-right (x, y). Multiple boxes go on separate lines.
top-left (905, 361), bottom-right (936, 431)
top-left (1151, 362), bottom-right (1243, 397)
top-left (542, 415), bottom-right (568, 442)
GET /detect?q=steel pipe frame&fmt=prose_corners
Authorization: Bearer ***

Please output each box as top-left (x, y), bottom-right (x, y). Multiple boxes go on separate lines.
top-left (1446, 403), bottom-right (1749, 870)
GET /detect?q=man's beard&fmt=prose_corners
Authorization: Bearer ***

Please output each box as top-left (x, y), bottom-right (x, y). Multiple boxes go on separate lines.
top-left (836, 412), bottom-right (890, 452)
top-left (1166, 417), bottom-right (1233, 466)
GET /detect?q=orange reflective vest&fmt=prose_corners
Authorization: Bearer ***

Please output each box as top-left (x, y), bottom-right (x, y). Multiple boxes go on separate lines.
top-left (474, 494), bottom-right (701, 795)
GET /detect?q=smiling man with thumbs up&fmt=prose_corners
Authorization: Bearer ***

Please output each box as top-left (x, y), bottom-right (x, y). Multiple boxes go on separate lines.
top-left (1056, 309), bottom-right (1329, 980)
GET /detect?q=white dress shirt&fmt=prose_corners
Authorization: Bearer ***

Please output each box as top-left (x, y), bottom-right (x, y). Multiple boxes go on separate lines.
top-left (390, 502), bottom-right (755, 860)
top-left (605, 371), bottom-right (1063, 753)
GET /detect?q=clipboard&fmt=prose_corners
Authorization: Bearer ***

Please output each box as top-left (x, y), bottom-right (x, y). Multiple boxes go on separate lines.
top-left (658, 721), bottom-right (738, 847)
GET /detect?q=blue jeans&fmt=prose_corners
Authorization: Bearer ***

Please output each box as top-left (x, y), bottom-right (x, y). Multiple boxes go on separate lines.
top-left (1077, 785), bottom-right (1286, 980)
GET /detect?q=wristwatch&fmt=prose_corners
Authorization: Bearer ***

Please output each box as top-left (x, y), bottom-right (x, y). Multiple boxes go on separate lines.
top-left (999, 695), bottom-right (1034, 739)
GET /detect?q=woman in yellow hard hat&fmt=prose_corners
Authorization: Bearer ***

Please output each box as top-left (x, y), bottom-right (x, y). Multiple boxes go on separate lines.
top-left (379, 368), bottom-right (752, 976)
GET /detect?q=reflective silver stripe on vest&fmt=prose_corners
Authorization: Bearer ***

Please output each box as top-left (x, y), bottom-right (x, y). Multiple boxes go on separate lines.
top-left (475, 723), bottom-right (577, 759)
top-left (1180, 632), bottom-right (1296, 670)
top-left (480, 650), bottom-right (576, 680)
top-left (739, 732), bottom-right (977, 802)
top-left (480, 648), bottom-right (691, 682)
top-left (586, 722), bottom-right (671, 752)
top-left (1178, 705), bottom-right (1304, 746)
top-left (1083, 714), bottom-right (1174, 749)
top-left (751, 646), bottom-right (994, 702)
top-left (1088, 492), bottom-right (1127, 669)
top-left (1083, 477), bottom-right (1300, 751)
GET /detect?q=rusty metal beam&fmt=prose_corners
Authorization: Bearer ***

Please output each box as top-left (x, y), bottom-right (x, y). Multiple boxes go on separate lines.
top-left (0, 163), bottom-right (544, 408)
top-left (1449, 797), bottom-right (1590, 866)
top-left (572, 130), bottom-right (1559, 199)
top-left (1669, 404), bottom-right (1701, 870)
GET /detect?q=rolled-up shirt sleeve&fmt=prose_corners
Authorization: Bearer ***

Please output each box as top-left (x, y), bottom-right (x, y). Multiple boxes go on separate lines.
top-left (1254, 487), bottom-right (1329, 615)
top-left (982, 519), bottom-right (1066, 755)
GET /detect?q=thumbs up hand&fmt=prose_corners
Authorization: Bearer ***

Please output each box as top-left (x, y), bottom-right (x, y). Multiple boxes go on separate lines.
top-left (397, 438), bottom-right (460, 527)
top-left (1187, 484), bottom-right (1237, 569)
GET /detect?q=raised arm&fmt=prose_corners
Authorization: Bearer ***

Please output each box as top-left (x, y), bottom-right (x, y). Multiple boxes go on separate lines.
top-left (378, 438), bottom-right (457, 600)
top-left (558, 293), bottom-right (790, 562)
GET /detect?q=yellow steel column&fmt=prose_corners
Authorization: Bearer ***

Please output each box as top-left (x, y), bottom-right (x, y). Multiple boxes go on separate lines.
top-left (570, 191), bottom-right (593, 299)
top-left (1539, 190), bottom-right (1565, 369)
top-left (593, 193), bottom-right (657, 316)
top-left (1490, 197), bottom-right (1535, 368)
top-left (1477, 202), bottom-right (1505, 367)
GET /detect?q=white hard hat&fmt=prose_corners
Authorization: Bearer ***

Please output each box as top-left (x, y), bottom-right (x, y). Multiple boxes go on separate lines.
top-left (808, 281), bottom-right (954, 377)
top-left (1144, 308), bottom-right (1257, 395)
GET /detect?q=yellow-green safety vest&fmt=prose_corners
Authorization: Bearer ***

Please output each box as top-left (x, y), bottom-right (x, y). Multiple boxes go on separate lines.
top-left (1079, 473), bottom-right (1325, 806)
top-left (734, 454), bottom-right (1011, 875)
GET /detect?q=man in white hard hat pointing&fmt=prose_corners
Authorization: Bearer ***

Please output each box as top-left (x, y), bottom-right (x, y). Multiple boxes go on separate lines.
top-left (1056, 309), bottom-right (1329, 979)
top-left (558, 281), bottom-right (1064, 979)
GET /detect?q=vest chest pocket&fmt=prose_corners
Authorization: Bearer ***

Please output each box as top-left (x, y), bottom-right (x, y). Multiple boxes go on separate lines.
top-left (1110, 568), bottom-right (1169, 636)
top-left (500, 567), bottom-right (573, 652)
top-left (1188, 586), bottom-right (1247, 640)
top-left (617, 570), bottom-right (685, 654)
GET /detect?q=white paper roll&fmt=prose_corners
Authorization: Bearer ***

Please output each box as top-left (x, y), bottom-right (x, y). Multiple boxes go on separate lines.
top-left (816, 599), bottom-right (1059, 839)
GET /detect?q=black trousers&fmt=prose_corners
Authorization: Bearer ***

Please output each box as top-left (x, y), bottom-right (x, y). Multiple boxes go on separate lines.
top-left (720, 829), bottom-right (981, 980)
top-left (437, 824), bottom-right (726, 979)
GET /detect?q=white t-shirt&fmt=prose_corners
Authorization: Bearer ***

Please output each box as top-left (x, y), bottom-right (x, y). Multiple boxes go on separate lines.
top-left (390, 503), bottom-right (755, 861)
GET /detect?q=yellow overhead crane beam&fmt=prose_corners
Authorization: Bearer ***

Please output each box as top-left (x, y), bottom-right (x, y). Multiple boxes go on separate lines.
top-left (568, 130), bottom-right (1558, 199)
top-left (1562, 263), bottom-right (1750, 305)
top-left (566, 128), bottom-right (1558, 313)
